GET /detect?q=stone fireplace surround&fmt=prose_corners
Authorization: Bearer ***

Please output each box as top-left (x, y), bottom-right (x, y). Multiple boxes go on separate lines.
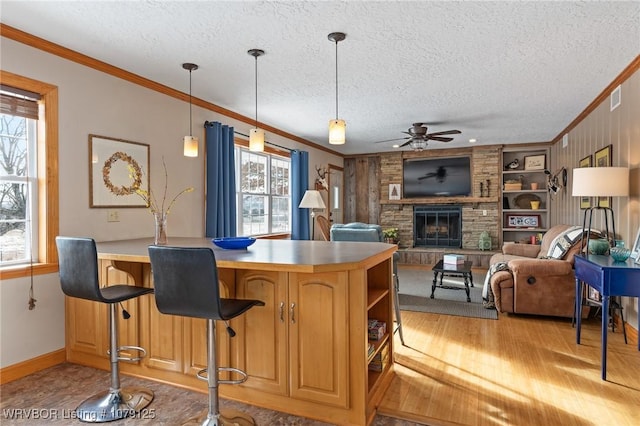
top-left (378, 147), bottom-right (502, 262)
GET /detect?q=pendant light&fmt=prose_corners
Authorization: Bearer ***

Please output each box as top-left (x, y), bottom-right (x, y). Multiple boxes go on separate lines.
top-left (248, 49), bottom-right (265, 152)
top-left (328, 32), bottom-right (346, 145)
top-left (182, 63), bottom-right (199, 157)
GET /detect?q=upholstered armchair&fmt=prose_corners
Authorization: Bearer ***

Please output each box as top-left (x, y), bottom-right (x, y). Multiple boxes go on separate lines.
top-left (489, 224), bottom-right (585, 318)
top-left (329, 222), bottom-right (383, 242)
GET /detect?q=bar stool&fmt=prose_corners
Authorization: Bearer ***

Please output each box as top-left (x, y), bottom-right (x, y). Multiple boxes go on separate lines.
top-left (56, 236), bottom-right (154, 422)
top-left (392, 252), bottom-right (405, 346)
top-left (148, 245), bottom-right (264, 426)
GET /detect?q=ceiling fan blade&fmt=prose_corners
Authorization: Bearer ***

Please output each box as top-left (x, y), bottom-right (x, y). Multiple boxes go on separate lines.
top-left (373, 136), bottom-right (410, 144)
top-left (426, 136), bottom-right (454, 142)
top-left (413, 121), bottom-right (448, 127)
top-left (399, 140), bottom-right (414, 147)
top-left (426, 130), bottom-right (461, 137)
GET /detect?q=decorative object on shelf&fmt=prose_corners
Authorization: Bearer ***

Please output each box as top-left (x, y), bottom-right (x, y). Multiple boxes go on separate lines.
top-left (506, 214), bottom-right (540, 228)
top-left (248, 48), bottom-right (265, 152)
top-left (588, 238), bottom-right (610, 255)
top-left (485, 179), bottom-right (490, 197)
top-left (631, 227), bottom-right (640, 264)
top-left (212, 237), bottom-right (256, 250)
top-left (299, 189), bottom-right (326, 240)
top-left (90, 134), bottom-right (150, 208)
top-left (514, 193), bottom-right (541, 209)
top-left (587, 286), bottom-right (602, 303)
top-left (524, 154), bottom-right (545, 170)
top-left (530, 200), bottom-right (540, 210)
top-left (530, 182), bottom-right (539, 190)
top-left (182, 63), bottom-right (199, 157)
top-left (382, 228), bottom-right (399, 244)
top-left (479, 231), bottom-right (491, 250)
top-left (505, 158), bottom-right (519, 170)
top-left (130, 158), bottom-right (195, 245)
top-left (327, 31), bottom-right (347, 145)
top-left (388, 183), bottom-right (401, 200)
top-left (504, 180), bottom-right (522, 191)
top-left (610, 247), bottom-right (631, 262)
top-left (572, 166), bottom-right (629, 253)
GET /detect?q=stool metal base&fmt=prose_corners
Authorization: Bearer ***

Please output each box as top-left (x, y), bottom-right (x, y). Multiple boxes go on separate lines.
top-left (76, 387), bottom-right (154, 423)
top-left (182, 408), bottom-right (256, 426)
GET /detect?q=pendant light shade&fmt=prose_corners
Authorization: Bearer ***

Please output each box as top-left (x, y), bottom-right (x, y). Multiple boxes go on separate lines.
top-left (328, 32), bottom-right (346, 145)
top-left (182, 63), bottom-right (199, 157)
top-left (248, 49), bottom-right (265, 152)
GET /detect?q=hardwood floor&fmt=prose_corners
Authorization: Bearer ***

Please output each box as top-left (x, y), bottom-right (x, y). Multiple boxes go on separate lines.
top-left (379, 308), bottom-right (640, 426)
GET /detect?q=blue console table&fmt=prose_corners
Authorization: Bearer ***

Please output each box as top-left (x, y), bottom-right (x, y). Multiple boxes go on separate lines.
top-left (574, 254), bottom-right (640, 380)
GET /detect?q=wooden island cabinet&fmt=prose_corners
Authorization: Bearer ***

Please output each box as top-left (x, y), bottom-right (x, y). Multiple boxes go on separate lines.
top-left (64, 238), bottom-right (396, 426)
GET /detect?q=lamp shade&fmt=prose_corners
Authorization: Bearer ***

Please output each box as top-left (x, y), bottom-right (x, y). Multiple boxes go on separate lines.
top-left (249, 128), bottom-right (265, 152)
top-left (329, 119), bottom-right (346, 145)
top-left (572, 167), bottom-right (629, 197)
top-left (298, 190), bottom-right (326, 209)
top-left (183, 135), bottom-right (198, 157)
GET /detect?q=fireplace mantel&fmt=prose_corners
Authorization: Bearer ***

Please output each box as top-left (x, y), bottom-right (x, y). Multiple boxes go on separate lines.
top-left (381, 196), bottom-right (498, 205)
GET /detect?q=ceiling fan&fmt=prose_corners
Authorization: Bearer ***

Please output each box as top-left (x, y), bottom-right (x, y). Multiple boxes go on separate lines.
top-left (375, 123), bottom-right (461, 151)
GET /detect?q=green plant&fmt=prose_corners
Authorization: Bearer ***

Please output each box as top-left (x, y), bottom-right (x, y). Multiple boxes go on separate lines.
top-left (383, 227), bottom-right (399, 240)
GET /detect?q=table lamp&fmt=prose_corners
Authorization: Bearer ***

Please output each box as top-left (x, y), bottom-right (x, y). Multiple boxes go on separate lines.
top-left (298, 190), bottom-right (326, 240)
top-left (572, 167), bottom-right (629, 252)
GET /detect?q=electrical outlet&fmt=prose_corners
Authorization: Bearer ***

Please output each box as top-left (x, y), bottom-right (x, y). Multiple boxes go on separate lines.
top-left (107, 210), bottom-right (120, 222)
top-left (482, 210), bottom-right (487, 216)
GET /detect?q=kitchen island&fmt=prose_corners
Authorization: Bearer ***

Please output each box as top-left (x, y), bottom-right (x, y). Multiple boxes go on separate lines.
top-left (65, 238), bottom-right (396, 425)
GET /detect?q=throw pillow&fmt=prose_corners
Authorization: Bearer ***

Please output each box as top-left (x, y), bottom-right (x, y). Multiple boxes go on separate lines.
top-left (545, 226), bottom-right (585, 259)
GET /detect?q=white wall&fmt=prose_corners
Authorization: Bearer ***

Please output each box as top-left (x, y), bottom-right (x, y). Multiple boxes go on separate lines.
top-left (0, 37), bottom-right (342, 368)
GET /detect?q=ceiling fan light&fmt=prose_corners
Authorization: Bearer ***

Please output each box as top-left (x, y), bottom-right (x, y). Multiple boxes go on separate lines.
top-left (329, 119), bottom-right (346, 145)
top-left (183, 135), bottom-right (198, 157)
top-left (410, 139), bottom-right (427, 151)
top-left (249, 128), bottom-right (265, 152)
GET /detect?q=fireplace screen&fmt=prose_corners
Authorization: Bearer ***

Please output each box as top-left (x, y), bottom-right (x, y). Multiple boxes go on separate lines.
top-left (414, 205), bottom-right (462, 248)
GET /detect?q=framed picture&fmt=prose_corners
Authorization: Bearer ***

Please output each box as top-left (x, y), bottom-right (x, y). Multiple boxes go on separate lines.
top-left (506, 214), bottom-right (540, 228)
top-left (594, 145), bottom-right (612, 208)
top-left (524, 154), bottom-right (545, 171)
top-left (579, 155), bottom-right (592, 209)
top-left (587, 285), bottom-right (602, 303)
top-left (631, 227), bottom-right (640, 264)
top-left (389, 183), bottom-right (401, 200)
top-left (89, 134), bottom-right (150, 208)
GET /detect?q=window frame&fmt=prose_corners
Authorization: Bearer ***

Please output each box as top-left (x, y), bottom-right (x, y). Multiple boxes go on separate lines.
top-left (0, 70), bottom-right (59, 279)
top-left (235, 143), bottom-right (291, 237)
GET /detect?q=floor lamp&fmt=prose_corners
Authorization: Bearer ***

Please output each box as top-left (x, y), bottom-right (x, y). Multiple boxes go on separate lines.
top-left (299, 190), bottom-right (326, 240)
top-left (572, 167), bottom-right (629, 252)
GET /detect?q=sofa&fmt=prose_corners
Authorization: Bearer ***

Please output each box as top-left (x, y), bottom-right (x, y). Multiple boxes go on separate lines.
top-left (329, 222), bottom-right (383, 242)
top-left (489, 224), bottom-right (586, 318)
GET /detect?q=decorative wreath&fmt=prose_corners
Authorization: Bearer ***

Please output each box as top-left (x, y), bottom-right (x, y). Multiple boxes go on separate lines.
top-left (102, 151), bottom-right (143, 196)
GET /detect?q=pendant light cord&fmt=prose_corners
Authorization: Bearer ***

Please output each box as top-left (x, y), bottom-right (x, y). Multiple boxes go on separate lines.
top-left (254, 54), bottom-right (259, 128)
top-left (334, 39), bottom-right (339, 120)
top-left (189, 69), bottom-right (193, 136)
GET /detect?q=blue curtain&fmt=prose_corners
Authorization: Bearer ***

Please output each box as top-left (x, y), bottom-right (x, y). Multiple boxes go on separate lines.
top-left (204, 121), bottom-right (237, 237)
top-left (290, 150), bottom-right (309, 240)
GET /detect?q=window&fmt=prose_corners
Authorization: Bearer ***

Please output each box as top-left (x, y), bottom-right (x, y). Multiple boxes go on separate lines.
top-left (0, 71), bottom-right (58, 278)
top-left (236, 147), bottom-right (290, 236)
top-left (0, 105), bottom-right (38, 265)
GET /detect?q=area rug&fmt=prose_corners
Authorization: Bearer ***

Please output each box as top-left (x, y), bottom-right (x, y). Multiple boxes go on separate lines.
top-left (397, 266), bottom-right (498, 320)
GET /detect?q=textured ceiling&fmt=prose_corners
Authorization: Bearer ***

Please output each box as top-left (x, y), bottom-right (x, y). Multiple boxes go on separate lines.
top-left (1, 1), bottom-right (639, 154)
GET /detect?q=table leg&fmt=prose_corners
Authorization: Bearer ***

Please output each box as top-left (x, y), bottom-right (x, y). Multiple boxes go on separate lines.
top-left (575, 278), bottom-right (582, 344)
top-left (469, 271), bottom-right (474, 287)
top-left (430, 271), bottom-right (437, 299)
top-left (601, 295), bottom-right (609, 381)
top-left (463, 273), bottom-right (471, 302)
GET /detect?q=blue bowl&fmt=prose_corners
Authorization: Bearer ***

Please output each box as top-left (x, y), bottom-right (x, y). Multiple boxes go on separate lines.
top-left (212, 237), bottom-right (256, 250)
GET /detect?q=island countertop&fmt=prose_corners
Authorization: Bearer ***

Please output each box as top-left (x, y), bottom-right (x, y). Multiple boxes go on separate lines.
top-left (96, 237), bottom-right (397, 273)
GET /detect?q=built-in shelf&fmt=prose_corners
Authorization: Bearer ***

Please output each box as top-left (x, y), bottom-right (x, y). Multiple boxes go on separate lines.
top-left (380, 196), bottom-right (498, 205)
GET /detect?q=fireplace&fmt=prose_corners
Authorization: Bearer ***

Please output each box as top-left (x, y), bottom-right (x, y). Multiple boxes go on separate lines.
top-left (414, 205), bottom-right (462, 248)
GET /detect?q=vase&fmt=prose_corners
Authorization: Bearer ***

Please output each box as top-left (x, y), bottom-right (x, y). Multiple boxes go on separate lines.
top-left (154, 212), bottom-right (168, 245)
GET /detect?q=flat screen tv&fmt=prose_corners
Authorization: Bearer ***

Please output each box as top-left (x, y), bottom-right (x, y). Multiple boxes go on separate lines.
top-left (403, 156), bottom-right (472, 197)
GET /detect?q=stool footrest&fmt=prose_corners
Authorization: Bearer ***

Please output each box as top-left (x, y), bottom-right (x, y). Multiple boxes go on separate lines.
top-left (108, 345), bottom-right (147, 362)
top-left (196, 367), bottom-right (248, 385)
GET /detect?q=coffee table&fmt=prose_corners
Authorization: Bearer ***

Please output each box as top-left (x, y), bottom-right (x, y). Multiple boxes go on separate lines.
top-left (431, 259), bottom-right (474, 302)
